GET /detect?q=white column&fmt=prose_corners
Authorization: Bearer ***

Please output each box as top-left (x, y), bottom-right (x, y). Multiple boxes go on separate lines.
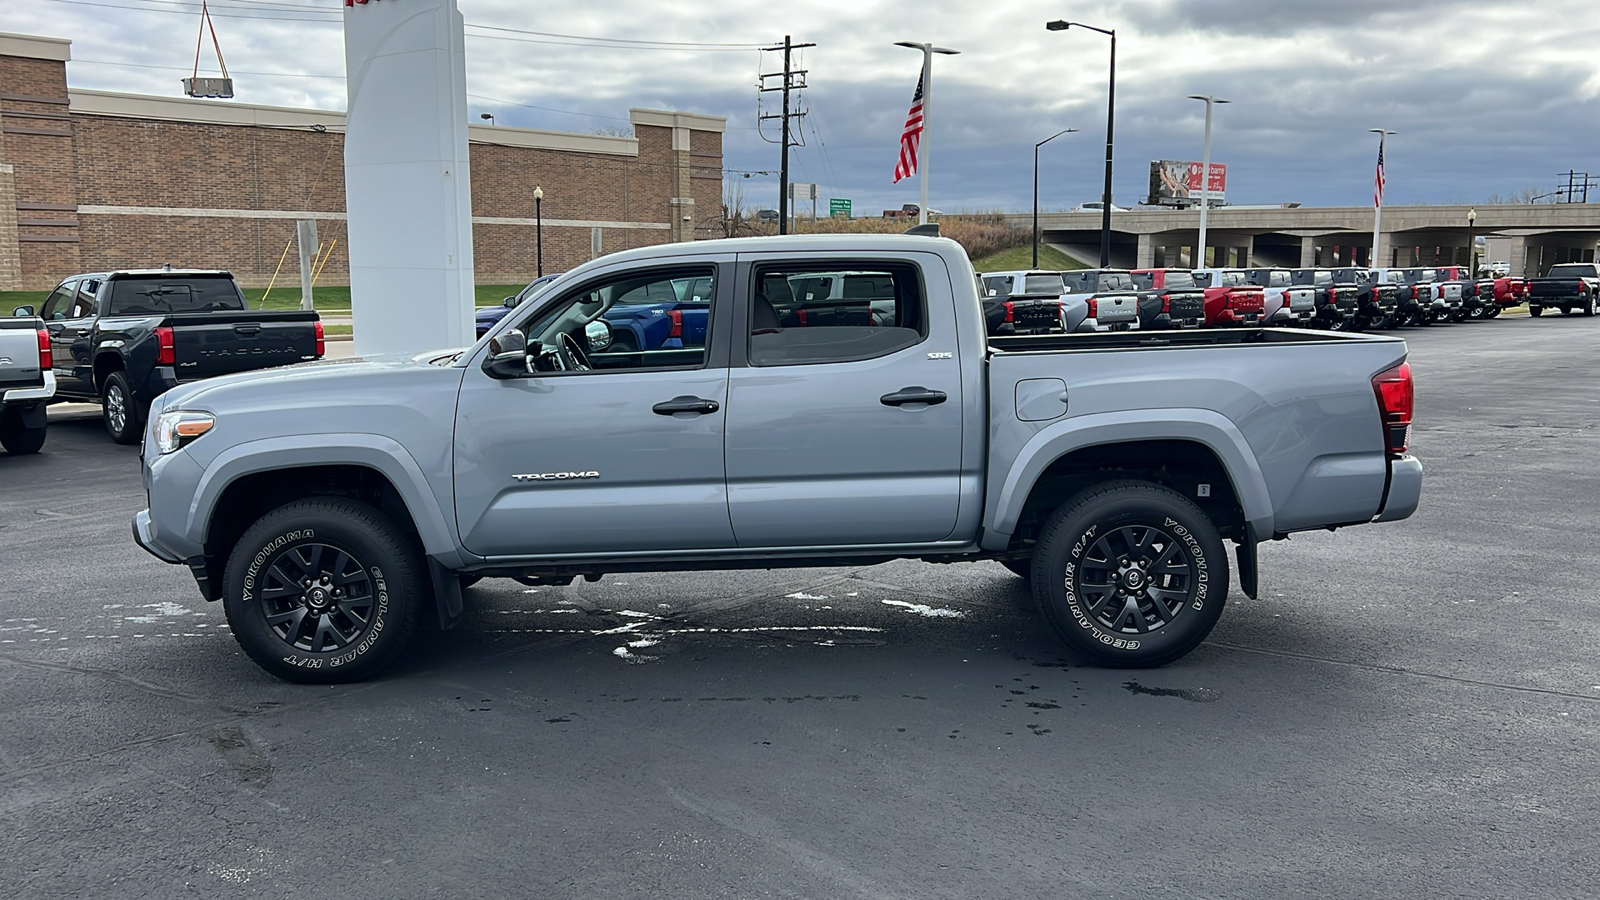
top-left (343, 0), bottom-right (475, 355)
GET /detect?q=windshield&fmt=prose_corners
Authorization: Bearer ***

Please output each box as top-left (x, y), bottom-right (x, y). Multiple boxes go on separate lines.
top-left (106, 275), bottom-right (246, 315)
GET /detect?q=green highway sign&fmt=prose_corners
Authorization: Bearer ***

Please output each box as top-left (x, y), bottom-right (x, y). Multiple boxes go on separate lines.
top-left (829, 198), bottom-right (851, 218)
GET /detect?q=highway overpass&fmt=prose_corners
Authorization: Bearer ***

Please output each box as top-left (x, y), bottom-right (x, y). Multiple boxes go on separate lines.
top-left (1014, 204), bottom-right (1600, 275)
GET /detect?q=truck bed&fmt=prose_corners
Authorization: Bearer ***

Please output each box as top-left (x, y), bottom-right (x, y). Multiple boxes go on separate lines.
top-left (984, 326), bottom-right (1409, 543)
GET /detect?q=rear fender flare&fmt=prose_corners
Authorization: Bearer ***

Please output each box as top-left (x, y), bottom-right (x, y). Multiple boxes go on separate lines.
top-left (984, 409), bottom-right (1275, 549)
top-left (186, 433), bottom-right (468, 568)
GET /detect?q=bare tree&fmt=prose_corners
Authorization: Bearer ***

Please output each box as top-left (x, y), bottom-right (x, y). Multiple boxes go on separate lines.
top-left (589, 124), bottom-right (634, 138)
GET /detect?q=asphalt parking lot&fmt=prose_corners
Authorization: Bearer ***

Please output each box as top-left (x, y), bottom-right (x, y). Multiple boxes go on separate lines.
top-left (3, 315), bottom-right (1599, 899)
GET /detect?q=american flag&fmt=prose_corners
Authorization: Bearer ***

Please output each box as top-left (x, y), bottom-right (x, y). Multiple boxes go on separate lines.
top-left (1373, 139), bottom-right (1387, 207)
top-left (893, 73), bottom-right (925, 183)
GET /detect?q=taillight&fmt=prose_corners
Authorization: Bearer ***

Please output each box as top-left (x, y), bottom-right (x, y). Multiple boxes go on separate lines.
top-left (154, 326), bottom-right (175, 365)
top-left (1372, 362), bottom-right (1413, 456)
top-left (796, 309), bottom-right (808, 327)
top-left (314, 320), bottom-right (326, 357)
top-left (1002, 301), bottom-right (1014, 323)
top-left (37, 328), bottom-right (51, 370)
top-left (668, 309), bottom-right (683, 339)
top-left (1087, 297), bottom-right (1098, 318)
top-left (1160, 293), bottom-right (1170, 313)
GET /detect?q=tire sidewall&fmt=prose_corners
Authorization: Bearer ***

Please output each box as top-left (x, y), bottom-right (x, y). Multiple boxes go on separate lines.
top-left (0, 407), bottom-right (46, 454)
top-left (223, 500), bottom-right (420, 682)
top-left (101, 371), bottom-right (141, 444)
top-left (1034, 485), bottom-right (1229, 666)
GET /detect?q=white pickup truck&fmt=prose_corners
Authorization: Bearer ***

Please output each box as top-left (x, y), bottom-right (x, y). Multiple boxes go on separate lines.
top-left (0, 315), bottom-right (54, 454)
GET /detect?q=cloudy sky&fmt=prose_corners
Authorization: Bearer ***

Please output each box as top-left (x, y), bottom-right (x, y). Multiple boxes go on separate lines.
top-left (8, 0), bottom-right (1600, 214)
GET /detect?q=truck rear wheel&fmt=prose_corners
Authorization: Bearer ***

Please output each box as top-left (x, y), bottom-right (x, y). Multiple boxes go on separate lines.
top-left (1583, 294), bottom-right (1596, 317)
top-left (1031, 480), bottom-right (1228, 668)
top-left (1529, 305), bottom-right (1542, 317)
top-left (222, 498), bottom-right (423, 683)
top-left (0, 407), bottom-right (46, 455)
top-left (100, 371), bottom-right (143, 445)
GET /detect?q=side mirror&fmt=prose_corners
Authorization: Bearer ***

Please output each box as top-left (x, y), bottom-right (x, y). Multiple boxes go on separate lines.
top-left (482, 328), bottom-right (530, 379)
top-left (584, 319), bottom-right (613, 352)
top-left (12, 305), bottom-right (35, 317)
top-left (502, 295), bottom-right (518, 308)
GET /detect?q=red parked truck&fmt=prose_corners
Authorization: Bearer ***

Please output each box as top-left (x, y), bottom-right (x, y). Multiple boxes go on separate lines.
top-left (1191, 269), bottom-right (1266, 327)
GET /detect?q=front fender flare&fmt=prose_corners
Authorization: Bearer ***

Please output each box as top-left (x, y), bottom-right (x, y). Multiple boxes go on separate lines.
top-left (186, 433), bottom-right (467, 568)
top-left (983, 409), bottom-right (1275, 549)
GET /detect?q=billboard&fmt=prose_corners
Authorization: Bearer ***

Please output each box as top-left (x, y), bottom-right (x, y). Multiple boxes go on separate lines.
top-left (1148, 160), bottom-right (1228, 207)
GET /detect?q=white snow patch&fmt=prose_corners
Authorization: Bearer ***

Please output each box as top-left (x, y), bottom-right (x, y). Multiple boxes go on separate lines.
top-left (881, 599), bottom-right (966, 619)
top-left (627, 638), bottom-right (661, 649)
top-left (786, 592), bottom-right (828, 600)
top-left (612, 646), bottom-right (658, 664)
top-left (616, 610), bottom-right (660, 619)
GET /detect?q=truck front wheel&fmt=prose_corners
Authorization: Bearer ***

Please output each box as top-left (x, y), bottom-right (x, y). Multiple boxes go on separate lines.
top-left (1031, 481), bottom-right (1228, 668)
top-left (222, 498), bottom-right (423, 683)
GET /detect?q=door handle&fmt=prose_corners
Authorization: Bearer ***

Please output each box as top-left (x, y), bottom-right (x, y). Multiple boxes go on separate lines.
top-left (880, 386), bottom-right (948, 407)
top-left (652, 395), bottom-right (720, 416)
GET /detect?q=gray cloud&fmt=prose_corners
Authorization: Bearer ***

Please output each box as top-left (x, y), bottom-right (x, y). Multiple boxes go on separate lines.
top-left (8, 0), bottom-right (1599, 215)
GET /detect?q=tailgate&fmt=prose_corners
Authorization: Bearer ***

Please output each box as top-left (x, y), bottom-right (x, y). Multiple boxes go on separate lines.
top-left (167, 312), bottom-right (320, 379)
top-left (1285, 287), bottom-right (1316, 312)
top-left (1166, 291), bottom-right (1205, 321)
top-left (1530, 280), bottom-right (1578, 297)
top-left (0, 317), bottom-right (46, 388)
top-left (1093, 293), bottom-right (1138, 322)
top-left (1227, 288), bottom-right (1265, 315)
top-left (1009, 298), bottom-right (1062, 332)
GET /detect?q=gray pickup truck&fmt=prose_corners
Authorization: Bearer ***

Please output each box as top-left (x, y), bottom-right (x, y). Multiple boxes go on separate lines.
top-left (133, 234), bottom-right (1422, 683)
top-left (0, 315), bottom-right (55, 454)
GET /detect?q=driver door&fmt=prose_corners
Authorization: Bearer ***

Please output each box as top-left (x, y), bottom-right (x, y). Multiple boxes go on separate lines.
top-left (454, 258), bottom-right (736, 558)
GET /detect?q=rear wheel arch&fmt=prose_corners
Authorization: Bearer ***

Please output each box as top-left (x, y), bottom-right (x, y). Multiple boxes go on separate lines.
top-left (1006, 438), bottom-right (1250, 555)
top-left (93, 352), bottom-right (126, 392)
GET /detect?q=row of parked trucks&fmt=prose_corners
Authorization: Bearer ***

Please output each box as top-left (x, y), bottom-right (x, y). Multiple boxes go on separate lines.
top-left (977, 262), bottom-right (1599, 336)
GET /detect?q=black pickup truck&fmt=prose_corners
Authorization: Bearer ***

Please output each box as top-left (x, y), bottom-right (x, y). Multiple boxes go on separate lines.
top-left (1527, 263), bottom-right (1599, 317)
top-left (14, 270), bottom-right (324, 443)
top-left (1331, 267), bottom-right (1400, 331)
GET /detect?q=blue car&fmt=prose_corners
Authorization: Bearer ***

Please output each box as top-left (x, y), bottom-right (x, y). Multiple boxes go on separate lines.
top-left (600, 274), bottom-right (712, 351)
top-left (476, 273), bottom-right (561, 338)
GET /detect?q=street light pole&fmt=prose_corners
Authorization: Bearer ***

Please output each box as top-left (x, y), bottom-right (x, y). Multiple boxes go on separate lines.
top-left (1033, 128), bottom-right (1078, 269)
top-left (534, 185), bottom-right (544, 277)
top-left (1370, 128), bottom-right (1395, 269)
top-left (1047, 20), bottom-right (1115, 267)
top-left (1187, 95), bottom-right (1229, 268)
top-left (895, 41), bottom-right (960, 226)
top-left (1467, 207), bottom-right (1477, 273)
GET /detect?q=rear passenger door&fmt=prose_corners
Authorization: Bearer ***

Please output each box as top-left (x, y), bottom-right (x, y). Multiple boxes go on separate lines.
top-left (724, 254), bottom-right (965, 548)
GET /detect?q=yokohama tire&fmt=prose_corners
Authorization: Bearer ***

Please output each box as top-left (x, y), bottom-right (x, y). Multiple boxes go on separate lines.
top-left (1584, 294), bottom-right (1596, 317)
top-left (0, 408), bottom-right (45, 454)
top-left (101, 371), bottom-right (143, 444)
top-left (1000, 558), bottom-right (1031, 579)
top-left (223, 498), bottom-right (423, 683)
top-left (1032, 480), bottom-right (1229, 668)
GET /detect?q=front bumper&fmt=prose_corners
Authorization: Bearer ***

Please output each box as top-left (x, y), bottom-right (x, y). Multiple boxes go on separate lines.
top-left (1374, 456), bottom-right (1423, 523)
top-left (132, 509), bottom-right (184, 563)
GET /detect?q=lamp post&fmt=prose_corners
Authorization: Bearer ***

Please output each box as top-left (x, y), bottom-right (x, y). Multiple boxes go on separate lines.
top-left (1047, 19), bottom-right (1115, 267)
top-left (1467, 207), bottom-right (1477, 273)
top-left (1033, 128), bottom-right (1078, 269)
top-left (894, 41), bottom-right (960, 226)
top-left (1370, 128), bottom-right (1395, 269)
top-left (479, 112), bottom-right (494, 126)
top-left (534, 185), bottom-right (544, 277)
top-left (1187, 95), bottom-right (1229, 268)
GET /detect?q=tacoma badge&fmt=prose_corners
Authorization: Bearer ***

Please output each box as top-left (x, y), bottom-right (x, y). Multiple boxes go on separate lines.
top-left (513, 471), bottom-right (600, 482)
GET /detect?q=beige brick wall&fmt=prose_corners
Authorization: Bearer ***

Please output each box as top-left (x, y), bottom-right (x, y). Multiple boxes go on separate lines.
top-left (2, 49), bottom-right (723, 290)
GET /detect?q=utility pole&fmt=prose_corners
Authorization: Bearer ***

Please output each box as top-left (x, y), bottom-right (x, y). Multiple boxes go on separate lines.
top-left (759, 35), bottom-right (814, 235)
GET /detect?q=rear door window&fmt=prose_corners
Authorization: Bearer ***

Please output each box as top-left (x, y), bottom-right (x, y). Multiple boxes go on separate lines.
top-left (748, 262), bottom-right (925, 366)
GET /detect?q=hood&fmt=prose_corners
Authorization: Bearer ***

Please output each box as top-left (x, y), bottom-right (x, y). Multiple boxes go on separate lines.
top-left (156, 352), bottom-right (450, 412)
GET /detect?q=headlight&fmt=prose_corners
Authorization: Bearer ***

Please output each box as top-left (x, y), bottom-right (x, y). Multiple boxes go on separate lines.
top-left (154, 410), bottom-right (215, 455)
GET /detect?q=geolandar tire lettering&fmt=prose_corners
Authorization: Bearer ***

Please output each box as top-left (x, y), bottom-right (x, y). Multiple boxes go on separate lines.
top-left (222, 497), bottom-right (422, 684)
top-left (1031, 480), bottom-right (1230, 668)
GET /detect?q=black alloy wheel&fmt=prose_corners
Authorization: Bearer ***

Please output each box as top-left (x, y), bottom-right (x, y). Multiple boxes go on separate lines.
top-left (223, 498), bottom-right (422, 683)
top-left (1584, 293), bottom-right (1596, 317)
top-left (1031, 480), bottom-right (1228, 667)
top-left (100, 370), bottom-right (142, 445)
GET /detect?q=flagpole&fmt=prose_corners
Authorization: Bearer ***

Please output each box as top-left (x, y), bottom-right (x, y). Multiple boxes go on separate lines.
top-left (918, 47), bottom-right (932, 226)
top-left (896, 41), bottom-right (959, 226)
top-left (1370, 128), bottom-right (1394, 268)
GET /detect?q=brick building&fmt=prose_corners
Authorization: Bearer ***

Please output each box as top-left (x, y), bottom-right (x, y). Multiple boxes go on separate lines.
top-left (0, 31), bottom-right (725, 291)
